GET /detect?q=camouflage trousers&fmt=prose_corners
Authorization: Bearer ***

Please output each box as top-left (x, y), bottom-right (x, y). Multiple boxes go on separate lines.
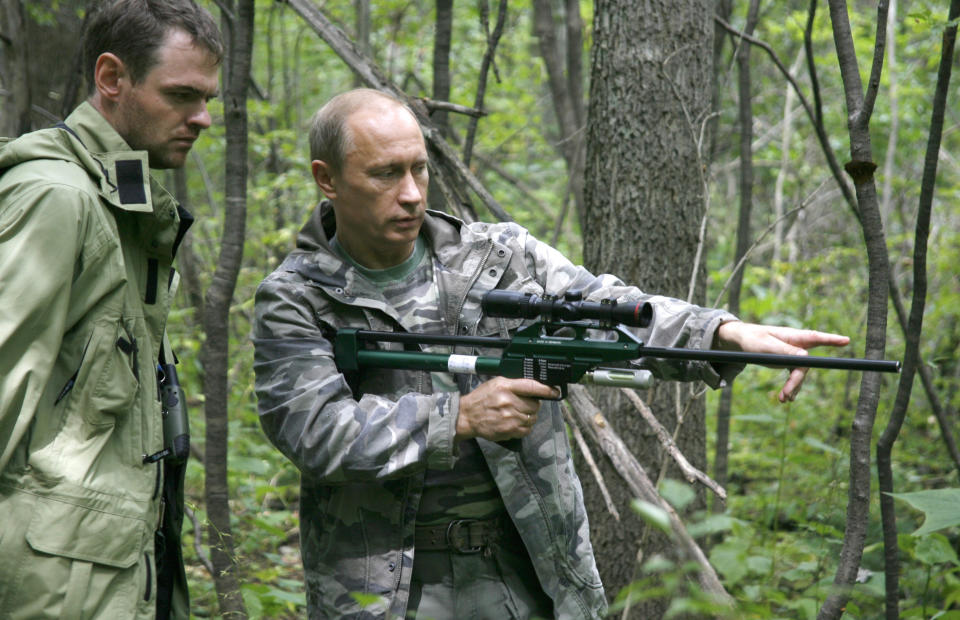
top-left (407, 542), bottom-right (554, 620)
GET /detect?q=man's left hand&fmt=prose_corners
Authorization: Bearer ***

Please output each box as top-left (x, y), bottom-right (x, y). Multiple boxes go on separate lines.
top-left (715, 321), bottom-right (851, 403)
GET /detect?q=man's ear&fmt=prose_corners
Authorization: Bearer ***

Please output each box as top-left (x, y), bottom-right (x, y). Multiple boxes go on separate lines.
top-left (93, 53), bottom-right (128, 103)
top-left (312, 160), bottom-right (338, 198)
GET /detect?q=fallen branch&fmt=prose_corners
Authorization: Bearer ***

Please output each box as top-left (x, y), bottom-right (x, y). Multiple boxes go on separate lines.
top-left (562, 405), bottom-right (621, 521)
top-left (566, 385), bottom-right (732, 602)
top-left (620, 387), bottom-right (726, 502)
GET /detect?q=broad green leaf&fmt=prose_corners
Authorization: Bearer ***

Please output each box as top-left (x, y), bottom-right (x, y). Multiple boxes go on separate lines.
top-left (659, 478), bottom-right (696, 511)
top-left (889, 488), bottom-right (960, 535)
top-left (709, 544), bottom-right (747, 585)
top-left (914, 533), bottom-right (959, 566)
top-left (350, 592), bottom-right (387, 609)
top-left (747, 554), bottom-right (772, 575)
top-left (630, 499), bottom-right (672, 536)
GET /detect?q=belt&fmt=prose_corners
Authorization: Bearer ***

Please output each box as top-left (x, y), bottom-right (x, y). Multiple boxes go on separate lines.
top-left (414, 517), bottom-right (510, 554)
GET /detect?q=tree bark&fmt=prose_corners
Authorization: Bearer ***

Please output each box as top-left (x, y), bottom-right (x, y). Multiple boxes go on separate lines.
top-left (818, 2), bottom-right (891, 618)
top-left (877, 1), bottom-right (960, 617)
top-left (532, 0), bottom-right (586, 234)
top-left (202, 0), bottom-right (254, 617)
top-left (714, 0), bottom-right (759, 514)
top-left (583, 0), bottom-right (714, 614)
top-left (0, 0), bottom-right (30, 136)
top-left (431, 0), bottom-right (453, 134)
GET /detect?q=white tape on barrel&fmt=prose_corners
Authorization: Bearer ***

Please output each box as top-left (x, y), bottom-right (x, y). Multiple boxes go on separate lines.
top-left (447, 355), bottom-right (479, 374)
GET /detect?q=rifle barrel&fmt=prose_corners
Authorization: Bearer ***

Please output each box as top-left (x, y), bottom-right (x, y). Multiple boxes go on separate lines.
top-left (639, 346), bottom-right (901, 373)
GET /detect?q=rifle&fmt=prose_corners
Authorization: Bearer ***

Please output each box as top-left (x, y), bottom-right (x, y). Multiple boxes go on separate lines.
top-left (333, 291), bottom-right (899, 451)
top-left (334, 290), bottom-right (900, 398)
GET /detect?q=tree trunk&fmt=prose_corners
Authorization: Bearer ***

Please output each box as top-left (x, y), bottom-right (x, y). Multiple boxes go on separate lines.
top-left (430, 0), bottom-right (453, 137)
top-left (714, 0), bottom-right (759, 515)
top-left (583, 0), bottom-right (714, 615)
top-left (532, 0), bottom-right (586, 235)
top-left (0, 0), bottom-right (30, 136)
top-left (818, 1), bottom-right (891, 617)
top-left (877, 1), bottom-right (960, 616)
top-left (201, 0), bottom-right (254, 617)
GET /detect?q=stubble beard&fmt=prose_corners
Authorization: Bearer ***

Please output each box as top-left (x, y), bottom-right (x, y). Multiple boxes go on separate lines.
top-left (115, 97), bottom-right (189, 170)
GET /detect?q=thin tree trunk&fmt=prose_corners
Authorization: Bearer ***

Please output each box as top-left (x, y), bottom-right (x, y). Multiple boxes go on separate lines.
top-left (461, 0), bottom-right (507, 167)
top-left (714, 0), bottom-right (759, 513)
top-left (719, 5), bottom-right (960, 481)
top-left (202, 0), bottom-right (254, 616)
top-left (0, 0), bottom-right (31, 135)
top-left (431, 0), bottom-right (453, 136)
top-left (532, 0), bottom-right (586, 233)
top-left (877, 2), bottom-right (960, 617)
top-left (352, 0), bottom-right (370, 87)
top-left (818, 2), bottom-right (891, 618)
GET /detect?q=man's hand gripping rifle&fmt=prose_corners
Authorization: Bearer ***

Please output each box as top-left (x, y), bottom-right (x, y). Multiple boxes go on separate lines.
top-left (333, 290), bottom-right (901, 400)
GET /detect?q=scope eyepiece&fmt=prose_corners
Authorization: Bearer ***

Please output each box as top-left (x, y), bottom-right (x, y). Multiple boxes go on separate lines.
top-left (482, 290), bottom-right (653, 328)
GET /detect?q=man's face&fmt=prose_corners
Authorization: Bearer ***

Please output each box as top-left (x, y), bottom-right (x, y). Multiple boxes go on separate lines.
top-left (316, 104), bottom-right (429, 269)
top-left (113, 29), bottom-right (219, 169)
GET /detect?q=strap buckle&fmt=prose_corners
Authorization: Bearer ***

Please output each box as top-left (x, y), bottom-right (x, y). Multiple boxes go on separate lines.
top-left (445, 519), bottom-right (483, 554)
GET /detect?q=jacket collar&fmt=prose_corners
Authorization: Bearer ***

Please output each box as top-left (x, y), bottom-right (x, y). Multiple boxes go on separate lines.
top-left (61, 102), bottom-right (154, 214)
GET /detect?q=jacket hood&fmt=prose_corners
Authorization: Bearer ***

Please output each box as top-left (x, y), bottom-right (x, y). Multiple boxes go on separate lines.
top-left (1, 103), bottom-right (158, 215)
top-left (0, 126), bottom-right (92, 173)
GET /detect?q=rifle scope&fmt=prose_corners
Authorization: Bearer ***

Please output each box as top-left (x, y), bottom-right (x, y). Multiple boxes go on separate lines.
top-left (482, 290), bottom-right (653, 328)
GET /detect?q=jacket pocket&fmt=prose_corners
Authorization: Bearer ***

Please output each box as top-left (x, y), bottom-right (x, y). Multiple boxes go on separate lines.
top-left (25, 492), bottom-right (145, 568)
top-left (70, 319), bottom-right (140, 427)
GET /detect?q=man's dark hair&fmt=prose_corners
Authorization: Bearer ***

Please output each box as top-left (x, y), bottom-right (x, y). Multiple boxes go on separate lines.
top-left (83, 0), bottom-right (223, 92)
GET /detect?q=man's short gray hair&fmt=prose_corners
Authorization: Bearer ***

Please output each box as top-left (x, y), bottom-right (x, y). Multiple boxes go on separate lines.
top-left (308, 89), bottom-right (419, 175)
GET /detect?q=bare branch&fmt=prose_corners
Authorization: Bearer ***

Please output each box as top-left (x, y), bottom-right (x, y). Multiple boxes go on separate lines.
top-left (714, 15), bottom-right (858, 219)
top-left (419, 97), bottom-right (486, 118)
top-left (186, 504), bottom-right (215, 576)
top-left (566, 385), bottom-right (733, 603)
top-left (620, 388), bottom-right (726, 501)
top-left (563, 406), bottom-right (621, 521)
top-left (462, 0), bottom-right (508, 167)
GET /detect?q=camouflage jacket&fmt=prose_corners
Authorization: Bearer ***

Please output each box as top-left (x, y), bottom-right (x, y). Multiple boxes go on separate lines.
top-left (253, 202), bottom-right (739, 619)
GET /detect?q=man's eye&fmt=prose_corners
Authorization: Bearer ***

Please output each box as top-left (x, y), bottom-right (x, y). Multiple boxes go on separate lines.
top-left (169, 91), bottom-right (197, 103)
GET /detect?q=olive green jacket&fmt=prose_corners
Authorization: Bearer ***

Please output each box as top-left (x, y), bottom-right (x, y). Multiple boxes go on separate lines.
top-left (0, 103), bottom-right (190, 619)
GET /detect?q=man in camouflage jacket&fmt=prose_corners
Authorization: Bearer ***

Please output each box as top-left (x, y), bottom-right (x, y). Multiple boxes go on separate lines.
top-left (253, 89), bottom-right (850, 619)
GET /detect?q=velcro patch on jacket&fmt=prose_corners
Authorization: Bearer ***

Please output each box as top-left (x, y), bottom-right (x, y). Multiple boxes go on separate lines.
top-left (115, 159), bottom-right (148, 205)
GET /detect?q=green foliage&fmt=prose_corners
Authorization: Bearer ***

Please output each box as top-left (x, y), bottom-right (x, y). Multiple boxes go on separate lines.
top-left (891, 489), bottom-right (960, 536)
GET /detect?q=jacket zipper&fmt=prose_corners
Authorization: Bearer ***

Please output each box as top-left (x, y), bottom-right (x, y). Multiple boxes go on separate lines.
top-left (451, 240), bottom-right (495, 338)
top-left (143, 552), bottom-right (153, 602)
top-left (55, 334), bottom-right (94, 405)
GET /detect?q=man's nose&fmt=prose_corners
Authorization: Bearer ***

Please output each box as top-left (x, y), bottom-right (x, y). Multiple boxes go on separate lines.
top-left (188, 101), bottom-right (212, 131)
top-left (397, 169), bottom-right (424, 205)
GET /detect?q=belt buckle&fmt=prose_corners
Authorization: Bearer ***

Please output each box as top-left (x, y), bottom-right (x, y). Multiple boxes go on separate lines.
top-left (445, 519), bottom-right (482, 554)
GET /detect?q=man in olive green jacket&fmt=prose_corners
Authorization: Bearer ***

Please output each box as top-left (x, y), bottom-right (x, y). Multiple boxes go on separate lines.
top-left (0, 1), bottom-right (221, 618)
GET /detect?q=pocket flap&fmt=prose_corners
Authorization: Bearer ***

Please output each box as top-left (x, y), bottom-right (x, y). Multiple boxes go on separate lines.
top-left (25, 494), bottom-right (146, 568)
